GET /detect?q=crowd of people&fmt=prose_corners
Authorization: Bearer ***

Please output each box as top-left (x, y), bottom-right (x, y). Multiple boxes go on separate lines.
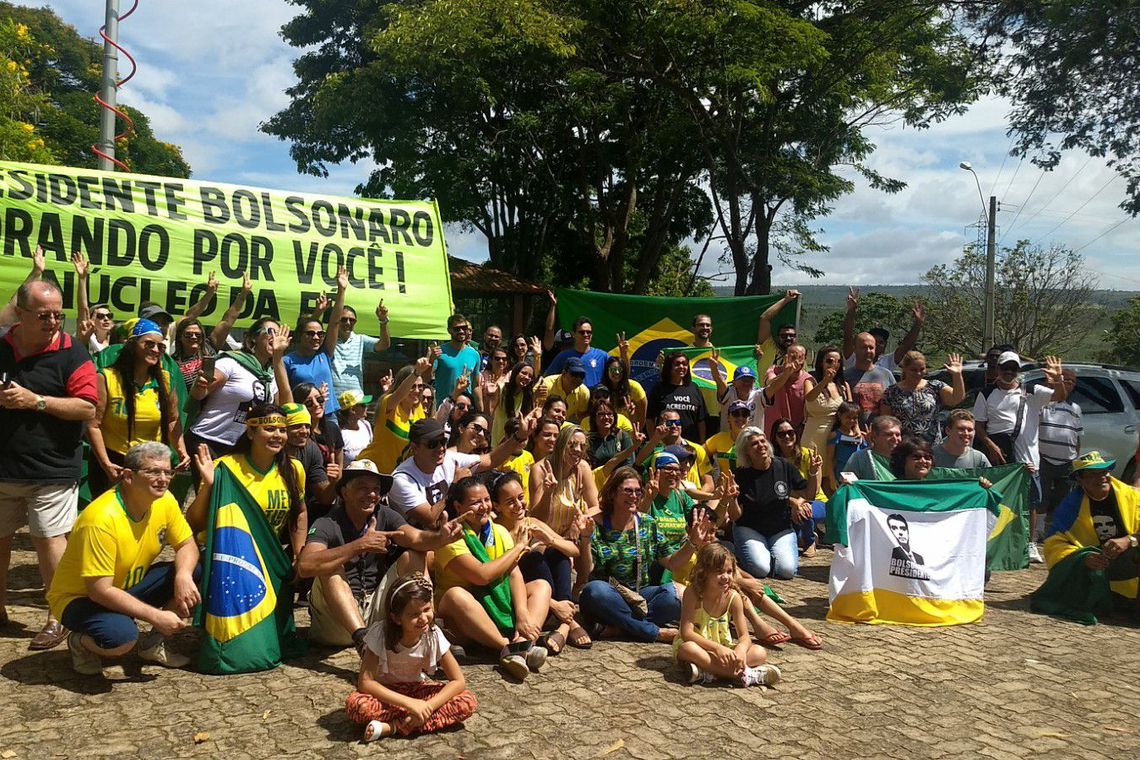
top-left (1, 249), bottom-right (1136, 742)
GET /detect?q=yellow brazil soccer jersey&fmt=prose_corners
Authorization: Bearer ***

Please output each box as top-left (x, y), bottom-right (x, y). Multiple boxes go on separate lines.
top-left (704, 431), bottom-right (737, 476)
top-left (99, 367), bottom-right (171, 454)
top-left (539, 375), bottom-right (590, 421)
top-left (359, 392), bottom-right (425, 474)
top-left (47, 487), bottom-right (193, 620)
top-left (215, 454), bottom-right (306, 536)
top-left (502, 450), bottom-right (535, 498)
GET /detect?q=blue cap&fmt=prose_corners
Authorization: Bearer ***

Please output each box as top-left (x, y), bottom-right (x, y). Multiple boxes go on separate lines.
top-left (131, 318), bottom-right (164, 339)
top-left (664, 444), bottom-right (695, 463)
top-left (654, 451), bottom-right (680, 468)
top-left (565, 356), bottom-right (587, 376)
top-left (733, 366), bottom-right (756, 381)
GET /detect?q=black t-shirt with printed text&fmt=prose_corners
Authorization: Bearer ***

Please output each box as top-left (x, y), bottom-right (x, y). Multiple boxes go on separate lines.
top-left (732, 458), bottom-right (808, 537)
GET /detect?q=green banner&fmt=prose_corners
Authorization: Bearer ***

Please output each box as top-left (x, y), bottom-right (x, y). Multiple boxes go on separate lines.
top-left (0, 161), bottom-right (453, 338)
top-left (554, 289), bottom-right (797, 394)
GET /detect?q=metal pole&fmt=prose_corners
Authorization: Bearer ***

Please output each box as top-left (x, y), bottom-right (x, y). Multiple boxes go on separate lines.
top-left (97, 0), bottom-right (120, 171)
top-left (983, 195), bottom-right (997, 350)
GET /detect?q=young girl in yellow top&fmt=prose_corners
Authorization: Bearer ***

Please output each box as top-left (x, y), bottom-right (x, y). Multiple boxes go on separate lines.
top-left (675, 543), bottom-right (781, 687)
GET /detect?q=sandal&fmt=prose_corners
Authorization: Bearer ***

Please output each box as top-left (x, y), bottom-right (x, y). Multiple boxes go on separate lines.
top-left (788, 633), bottom-right (823, 651)
top-left (566, 625), bottom-right (593, 649)
top-left (537, 630), bottom-right (566, 655)
top-left (760, 631), bottom-right (791, 647)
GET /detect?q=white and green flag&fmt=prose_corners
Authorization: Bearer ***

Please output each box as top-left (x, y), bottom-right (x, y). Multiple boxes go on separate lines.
top-left (826, 479), bottom-right (1002, 626)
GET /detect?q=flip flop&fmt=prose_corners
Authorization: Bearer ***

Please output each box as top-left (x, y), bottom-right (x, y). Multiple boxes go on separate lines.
top-left (788, 633), bottom-right (823, 651)
top-left (537, 630), bottom-right (566, 655)
top-left (567, 624), bottom-right (593, 649)
top-left (760, 631), bottom-right (791, 647)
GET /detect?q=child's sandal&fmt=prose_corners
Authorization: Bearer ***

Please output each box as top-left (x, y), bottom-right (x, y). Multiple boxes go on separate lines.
top-left (363, 720), bottom-right (391, 742)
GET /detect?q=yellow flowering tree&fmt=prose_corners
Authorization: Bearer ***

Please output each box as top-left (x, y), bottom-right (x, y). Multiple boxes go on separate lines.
top-left (0, 20), bottom-right (55, 162)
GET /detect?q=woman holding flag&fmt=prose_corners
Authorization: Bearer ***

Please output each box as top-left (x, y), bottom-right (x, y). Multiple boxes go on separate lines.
top-left (186, 402), bottom-right (309, 674)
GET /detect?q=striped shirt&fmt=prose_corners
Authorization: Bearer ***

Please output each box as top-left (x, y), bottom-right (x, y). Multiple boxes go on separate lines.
top-left (1038, 401), bottom-right (1083, 465)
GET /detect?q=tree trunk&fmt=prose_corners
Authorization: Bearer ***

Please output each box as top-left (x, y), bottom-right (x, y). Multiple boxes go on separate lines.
top-left (747, 212), bottom-right (774, 295)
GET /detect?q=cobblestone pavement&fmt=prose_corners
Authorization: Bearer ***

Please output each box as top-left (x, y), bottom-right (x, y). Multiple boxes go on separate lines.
top-left (3, 530), bottom-right (1140, 760)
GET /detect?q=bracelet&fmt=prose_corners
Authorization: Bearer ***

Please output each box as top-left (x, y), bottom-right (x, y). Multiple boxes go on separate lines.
top-left (377, 319), bottom-right (389, 325)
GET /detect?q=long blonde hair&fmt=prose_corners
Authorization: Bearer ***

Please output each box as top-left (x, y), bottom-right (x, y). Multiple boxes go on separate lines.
top-left (550, 423), bottom-right (585, 479)
top-left (688, 543), bottom-right (737, 602)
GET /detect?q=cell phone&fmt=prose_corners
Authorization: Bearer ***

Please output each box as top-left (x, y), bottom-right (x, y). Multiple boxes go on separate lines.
top-left (199, 356), bottom-right (217, 379)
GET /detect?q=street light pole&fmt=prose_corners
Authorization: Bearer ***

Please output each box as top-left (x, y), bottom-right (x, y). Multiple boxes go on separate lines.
top-left (96, 0), bottom-right (120, 171)
top-left (959, 162), bottom-right (996, 351)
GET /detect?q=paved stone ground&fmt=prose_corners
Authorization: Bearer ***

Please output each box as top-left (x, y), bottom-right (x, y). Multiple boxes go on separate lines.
top-left (3, 529), bottom-right (1140, 760)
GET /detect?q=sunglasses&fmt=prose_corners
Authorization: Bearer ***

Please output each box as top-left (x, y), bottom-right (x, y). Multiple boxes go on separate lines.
top-left (340, 317), bottom-right (356, 324)
top-left (776, 429), bottom-right (796, 437)
top-left (140, 339), bottom-right (167, 352)
top-left (304, 330), bottom-right (326, 339)
top-left (253, 327), bottom-right (277, 337)
top-left (305, 396), bottom-right (325, 407)
top-left (183, 332), bottom-right (204, 341)
top-left (421, 438), bottom-right (446, 449)
top-left (576, 329), bottom-right (593, 336)
top-left (730, 410), bottom-right (751, 418)
top-left (468, 424), bottom-right (488, 435)
top-left (30, 310), bottom-right (64, 323)
top-left (93, 312), bottom-right (113, 321)
top-left (665, 420), bottom-right (682, 428)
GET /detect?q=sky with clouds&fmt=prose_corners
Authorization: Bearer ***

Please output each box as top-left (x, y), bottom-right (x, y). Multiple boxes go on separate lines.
top-left (23, 0), bottom-right (1140, 290)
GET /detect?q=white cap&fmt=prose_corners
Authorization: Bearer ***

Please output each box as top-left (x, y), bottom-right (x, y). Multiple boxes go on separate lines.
top-left (997, 351), bottom-right (1021, 366)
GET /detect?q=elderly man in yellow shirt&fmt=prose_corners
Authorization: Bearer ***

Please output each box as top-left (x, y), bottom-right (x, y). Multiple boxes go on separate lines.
top-left (47, 441), bottom-right (200, 676)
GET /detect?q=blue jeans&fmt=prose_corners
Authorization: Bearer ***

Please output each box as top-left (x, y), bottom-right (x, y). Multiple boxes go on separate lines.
top-left (60, 562), bottom-right (197, 650)
top-left (733, 525), bottom-right (799, 579)
top-left (798, 501), bottom-right (827, 547)
top-left (518, 547), bottom-right (572, 601)
top-left (578, 580), bottom-right (680, 642)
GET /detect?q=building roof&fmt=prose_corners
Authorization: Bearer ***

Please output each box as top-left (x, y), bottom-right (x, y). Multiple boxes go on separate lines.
top-left (449, 256), bottom-right (546, 295)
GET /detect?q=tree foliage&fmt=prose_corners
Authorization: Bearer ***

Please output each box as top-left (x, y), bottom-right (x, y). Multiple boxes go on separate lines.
top-left (266, 0), bottom-right (983, 295)
top-left (0, 2), bottom-right (189, 177)
top-left (1100, 298), bottom-right (1140, 368)
top-left (920, 241), bottom-right (1099, 358)
top-left (814, 292), bottom-right (917, 348)
top-left (971, 0), bottom-right (1140, 216)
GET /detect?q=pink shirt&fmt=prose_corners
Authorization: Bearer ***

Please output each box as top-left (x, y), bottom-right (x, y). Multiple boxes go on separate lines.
top-left (763, 366), bottom-right (810, 436)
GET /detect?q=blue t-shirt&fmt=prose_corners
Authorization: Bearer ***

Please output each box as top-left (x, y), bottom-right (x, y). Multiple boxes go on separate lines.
top-left (284, 350), bottom-right (339, 415)
top-left (828, 430), bottom-right (868, 480)
top-left (433, 343), bottom-right (481, 401)
top-left (332, 331), bottom-right (379, 398)
top-left (545, 347), bottom-right (610, 388)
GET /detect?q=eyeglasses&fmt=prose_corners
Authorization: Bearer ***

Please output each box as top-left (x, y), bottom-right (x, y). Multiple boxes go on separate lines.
top-left (576, 329), bottom-right (593, 336)
top-left (659, 466), bottom-right (682, 474)
top-left (910, 453), bottom-right (933, 462)
top-left (138, 467), bottom-right (174, 479)
top-left (621, 487), bottom-right (643, 496)
top-left (183, 332), bottom-right (203, 341)
top-left (304, 330), bottom-right (326, 339)
top-left (30, 311), bottom-right (64, 323)
top-left (140, 339), bottom-right (167, 352)
top-left (93, 312), bottom-right (113, 321)
top-left (450, 325), bottom-right (471, 333)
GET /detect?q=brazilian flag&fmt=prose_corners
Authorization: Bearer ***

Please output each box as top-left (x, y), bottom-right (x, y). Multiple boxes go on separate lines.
top-left (195, 466), bottom-right (305, 674)
top-left (867, 458), bottom-right (1030, 572)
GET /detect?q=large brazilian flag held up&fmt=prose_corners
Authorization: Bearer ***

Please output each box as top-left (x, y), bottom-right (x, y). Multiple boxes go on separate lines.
top-left (826, 479), bottom-right (1004, 626)
top-left (196, 466), bottom-right (304, 674)
top-left (0, 161), bottom-right (453, 339)
top-left (553, 289), bottom-right (797, 396)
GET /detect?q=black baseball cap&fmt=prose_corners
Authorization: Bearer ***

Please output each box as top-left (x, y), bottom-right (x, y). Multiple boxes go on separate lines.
top-left (409, 418), bottom-right (446, 444)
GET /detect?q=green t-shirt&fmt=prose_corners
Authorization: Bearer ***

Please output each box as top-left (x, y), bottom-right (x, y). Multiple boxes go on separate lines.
top-left (590, 513), bottom-right (670, 590)
top-left (650, 490), bottom-right (695, 584)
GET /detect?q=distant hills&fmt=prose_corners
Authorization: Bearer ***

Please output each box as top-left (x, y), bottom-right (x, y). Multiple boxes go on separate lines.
top-left (712, 285), bottom-right (1140, 311)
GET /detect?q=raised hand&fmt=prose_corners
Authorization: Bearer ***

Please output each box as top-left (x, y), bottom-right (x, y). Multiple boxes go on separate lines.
top-left (271, 326), bottom-right (292, 358)
top-left (313, 293), bottom-right (330, 315)
top-left (206, 270), bottom-right (219, 293)
top-left (195, 443), bottom-right (215, 487)
top-left (336, 265), bottom-right (349, 291)
top-left (846, 286), bottom-right (859, 312)
top-left (1042, 355), bottom-right (1064, 384)
top-left (71, 250), bottom-right (89, 278)
top-left (378, 369), bottom-right (393, 394)
top-left (809, 451), bottom-right (824, 476)
top-left (785, 289), bottom-right (801, 301)
top-left (943, 353), bottom-right (963, 375)
top-left (528, 335), bottom-right (542, 355)
top-left (912, 299), bottom-right (925, 323)
top-left (32, 245), bottom-right (45, 274)
top-left (453, 374), bottom-right (470, 397)
top-left (546, 289), bottom-right (557, 305)
top-left (415, 355), bottom-right (432, 375)
top-left (376, 299), bottom-right (388, 321)
top-left (427, 341), bottom-right (442, 362)
top-left (616, 331), bottom-right (629, 354)
top-left (241, 270), bottom-right (252, 292)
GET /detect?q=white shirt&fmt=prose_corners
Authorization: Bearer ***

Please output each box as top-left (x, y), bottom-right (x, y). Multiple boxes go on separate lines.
top-left (339, 420), bottom-right (373, 465)
top-left (717, 386), bottom-right (765, 431)
top-left (190, 355), bottom-right (278, 447)
top-left (972, 383), bottom-right (1054, 467)
top-left (388, 451), bottom-right (481, 516)
top-left (1038, 400), bottom-right (1083, 465)
top-left (362, 624), bottom-right (450, 684)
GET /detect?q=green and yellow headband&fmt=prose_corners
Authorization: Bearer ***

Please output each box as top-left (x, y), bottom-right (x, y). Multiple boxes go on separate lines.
top-left (246, 413), bottom-right (287, 428)
top-left (280, 402), bottom-right (311, 427)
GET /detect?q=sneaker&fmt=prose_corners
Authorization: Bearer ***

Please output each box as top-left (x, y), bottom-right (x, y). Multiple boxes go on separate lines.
top-left (68, 632), bottom-right (103, 676)
top-left (498, 652), bottom-right (529, 681)
top-left (138, 637), bottom-right (191, 669)
top-left (740, 664), bottom-right (782, 687)
top-left (1028, 543), bottom-right (1044, 564)
top-left (526, 645), bottom-right (548, 672)
top-left (683, 661), bottom-right (701, 684)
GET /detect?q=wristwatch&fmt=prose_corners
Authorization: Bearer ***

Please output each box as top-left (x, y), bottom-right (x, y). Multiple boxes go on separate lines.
top-left (34, 395), bottom-right (46, 412)
top-left (1129, 535), bottom-right (1138, 549)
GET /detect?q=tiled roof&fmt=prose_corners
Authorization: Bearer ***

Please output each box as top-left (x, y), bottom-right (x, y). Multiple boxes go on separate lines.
top-left (449, 256), bottom-right (546, 295)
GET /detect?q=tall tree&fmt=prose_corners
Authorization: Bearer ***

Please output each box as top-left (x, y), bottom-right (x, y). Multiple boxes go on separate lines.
top-left (0, 2), bottom-right (190, 176)
top-left (1100, 298), bottom-right (1140, 368)
top-left (920, 241), bottom-right (1099, 357)
top-left (971, 0), bottom-right (1140, 215)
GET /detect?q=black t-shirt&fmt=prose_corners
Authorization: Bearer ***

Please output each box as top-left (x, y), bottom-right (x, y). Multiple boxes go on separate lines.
top-left (312, 417), bottom-right (345, 465)
top-left (1089, 491), bottom-right (1126, 541)
top-left (732, 458), bottom-right (808, 536)
top-left (647, 381), bottom-right (708, 441)
top-left (305, 503), bottom-right (407, 598)
top-left (290, 440), bottom-right (329, 515)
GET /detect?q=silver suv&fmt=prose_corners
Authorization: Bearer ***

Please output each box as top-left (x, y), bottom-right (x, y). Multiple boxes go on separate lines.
top-left (1022, 364), bottom-right (1140, 478)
